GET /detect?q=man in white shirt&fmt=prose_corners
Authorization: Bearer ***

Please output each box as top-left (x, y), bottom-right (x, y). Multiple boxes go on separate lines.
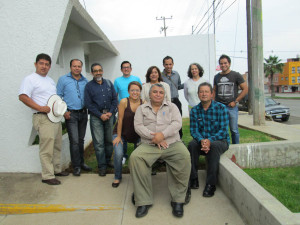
top-left (19, 53), bottom-right (69, 185)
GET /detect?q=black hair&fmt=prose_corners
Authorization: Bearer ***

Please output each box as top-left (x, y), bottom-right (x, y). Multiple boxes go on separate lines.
top-left (163, 56), bottom-right (174, 64)
top-left (218, 54), bottom-right (231, 64)
top-left (36, 53), bottom-right (51, 65)
top-left (187, 63), bottom-right (204, 78)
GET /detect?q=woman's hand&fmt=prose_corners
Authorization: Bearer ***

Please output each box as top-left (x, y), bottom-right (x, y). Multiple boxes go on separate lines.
top-left (113, 136), bottom-right (123, 147)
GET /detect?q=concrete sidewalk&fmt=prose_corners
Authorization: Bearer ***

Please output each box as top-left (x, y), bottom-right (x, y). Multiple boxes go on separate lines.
top-left (0, 171), bottom-right (245, 225)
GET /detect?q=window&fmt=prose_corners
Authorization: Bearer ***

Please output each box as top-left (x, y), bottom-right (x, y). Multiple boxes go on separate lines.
top-left (285, 77), bottom-right (288, 81)
top-left (298, 76), bottom-right (300, 83)
top-left (292, 67), bottom-right (295, 73)
top-left (292, 77), bottom-right (295, 83)
top-left (274, 77), bottom-right (278, 82)
top-left (281, 77), bottom-right (284, 81)
top-left (297, 67), bottom-right (300, 73)
top-left (84, 54), bottom-right (89, 73)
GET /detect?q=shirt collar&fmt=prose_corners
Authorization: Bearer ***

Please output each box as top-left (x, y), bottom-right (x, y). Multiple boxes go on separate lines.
top-left (67, 72), bottom-right (85, 81)
top-left (145, 99), bottom-right (169, 109)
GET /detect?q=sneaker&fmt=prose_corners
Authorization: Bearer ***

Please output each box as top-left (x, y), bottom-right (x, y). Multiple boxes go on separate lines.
top-left (122, 157), bottom-right (126, 165)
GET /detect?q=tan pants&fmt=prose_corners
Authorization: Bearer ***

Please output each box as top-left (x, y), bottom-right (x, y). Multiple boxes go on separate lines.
top-left (33, 114), bottom-right (62, 180)
top-left (129, 142), bottom-right (191, 206)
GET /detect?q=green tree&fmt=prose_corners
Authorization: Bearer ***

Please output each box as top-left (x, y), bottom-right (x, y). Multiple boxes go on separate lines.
top-left (264, 55), bottom-right (284, 97)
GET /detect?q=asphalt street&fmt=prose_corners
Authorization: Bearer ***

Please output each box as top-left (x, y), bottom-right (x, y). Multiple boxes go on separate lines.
top-left (275, 98), bottom-right (300, 125)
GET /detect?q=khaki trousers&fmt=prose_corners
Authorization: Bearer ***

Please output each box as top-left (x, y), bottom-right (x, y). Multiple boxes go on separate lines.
top-left (129, 142), bottom-right (191, 206)
top-left (33, 114), bottom-right (62, 180)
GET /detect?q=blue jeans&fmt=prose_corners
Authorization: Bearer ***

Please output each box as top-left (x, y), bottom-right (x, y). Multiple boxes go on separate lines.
top-left (112, 134), bottom-right (139, 180)
top-left (65, 111), bottom-right (88, 168)
top-left (226, 105), bottom-right (239, 144)
top-left (90, 115), bottom-right (114, 170)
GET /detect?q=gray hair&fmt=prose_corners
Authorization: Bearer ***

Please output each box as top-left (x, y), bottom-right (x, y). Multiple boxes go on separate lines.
top-left (149, 83), bottom-right (165, 95)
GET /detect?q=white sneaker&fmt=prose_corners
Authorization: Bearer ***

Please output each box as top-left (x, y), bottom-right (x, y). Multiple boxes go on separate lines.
top-left (122, 157), bottom-right (126, 165)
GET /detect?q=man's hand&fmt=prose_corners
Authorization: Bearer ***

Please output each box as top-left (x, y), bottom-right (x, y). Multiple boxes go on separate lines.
top-left (106, 112), bottom-right (112, 118)
top-left (64, 111), bottom-right (71, 120)
top-left (157, 140), bottom-right (169, 150)
top-left (100, 114), bottom-right (108, 121)
top-left (151, 132), bottom-right (165, 144)
top-left (39, 106), bottom-right (51, 113)
top-left (228, 101), bottom-right (236, 108)
top-left (201, 139), bottom-right (211, 154)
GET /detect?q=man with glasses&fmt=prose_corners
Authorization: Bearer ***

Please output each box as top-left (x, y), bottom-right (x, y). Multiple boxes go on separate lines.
top-left (114, 61), bottom-right (142, 164)
top-left (57, 59), bottom-right (91, 176)
top-left (85, 63), bottom-right (117, 177)
top-left (114, 61), bottom-right (142, 102)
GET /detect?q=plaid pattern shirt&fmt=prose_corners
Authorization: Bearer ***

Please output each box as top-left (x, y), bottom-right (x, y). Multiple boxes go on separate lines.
top-left (190, 100), bottom-right (230, 145)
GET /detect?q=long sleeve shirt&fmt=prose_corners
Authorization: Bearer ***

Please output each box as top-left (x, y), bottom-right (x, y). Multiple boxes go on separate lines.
top-left (56, 72), bottom-right (88, 110)
top-left (161, 70), bottom-right (183, 99)
top-left (141, 82), bottom-right (171, 102)
top-left (134, 100), bottom-right (182, 145)
top-left (84, 79), bottom-right (117, 118)
top-left (190, 100), bottom-right (230, 145)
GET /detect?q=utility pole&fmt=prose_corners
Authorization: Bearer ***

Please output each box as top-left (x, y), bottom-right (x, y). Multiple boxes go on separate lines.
top-left (156, 16), bottom-right (173, 37)
top-left (213, 0), bottom-right (216, 34)
top-left (246, 0), bottom-right (253, 115)
top-left (250, 0), bottom-right (265, 125)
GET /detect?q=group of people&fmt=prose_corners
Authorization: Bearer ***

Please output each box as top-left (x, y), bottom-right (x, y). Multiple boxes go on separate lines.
top-left (19, 53), bottom-right (248, 218)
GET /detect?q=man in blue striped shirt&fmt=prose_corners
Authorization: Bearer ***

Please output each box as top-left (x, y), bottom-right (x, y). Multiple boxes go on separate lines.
top-left (189, 82), bottom-right (230, 197)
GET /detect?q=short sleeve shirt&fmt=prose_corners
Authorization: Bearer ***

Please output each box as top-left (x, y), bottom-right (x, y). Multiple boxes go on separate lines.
top-left (114, 75), bottom-right (142, 102)
top-left (19, 72), bottom-right (56, 112)
top-left (213, 71), bottom-right (245, 105)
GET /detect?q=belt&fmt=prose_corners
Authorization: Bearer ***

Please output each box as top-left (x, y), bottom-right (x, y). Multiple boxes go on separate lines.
top-left (68, 108), bottom-right (87, 113)
top-left (33, 112), bottom-right (47, 115)
top-left (100, 109), bottom-right (109, 113)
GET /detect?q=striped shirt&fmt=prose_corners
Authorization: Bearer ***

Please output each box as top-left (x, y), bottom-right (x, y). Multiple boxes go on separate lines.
top-left (190, 100), bottom-right (230, 145)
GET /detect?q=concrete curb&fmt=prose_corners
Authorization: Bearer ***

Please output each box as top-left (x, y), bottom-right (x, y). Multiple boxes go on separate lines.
top-left (219, 156), bottom-right (300, 225)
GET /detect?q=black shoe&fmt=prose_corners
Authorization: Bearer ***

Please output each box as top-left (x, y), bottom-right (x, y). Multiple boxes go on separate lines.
top-left (171, 202), bottom-right (184, 217)
top-left (135, 205), bottom-right (151, 218)
top-left (81, 164), bottom-right (92, 171)
top-left (107, 162), bottom-right (114, 168)
top-left (55, 171), bottom-right (69, 176)
top-left (42, 178), bottom-right (61, 185)
top-left (203, 184), bottom-right (216, 197)
top-left (99, 169), bottom-right (106, 177)
top-left (185, 187), bottom-right (191, 205)
top-left (112, 180), bottom-right (120, 188)
top-left (190, 178), bottom-right (199, 189)
top-left (73, 167), bottom-right (81, 176)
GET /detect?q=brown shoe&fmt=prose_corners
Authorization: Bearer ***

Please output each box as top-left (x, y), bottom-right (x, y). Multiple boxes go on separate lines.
top-left (55, 171), bottom-right (69, 176)
top-left (42, 178), bottom-right (61, 185)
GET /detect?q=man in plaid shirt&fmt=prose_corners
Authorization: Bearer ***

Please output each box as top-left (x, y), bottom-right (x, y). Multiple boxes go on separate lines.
top-left (188, 82), bottom-right (230, 197)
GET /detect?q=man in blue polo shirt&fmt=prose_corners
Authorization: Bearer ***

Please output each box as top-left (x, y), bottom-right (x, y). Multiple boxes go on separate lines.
top-left (85, 63), bottom-right (118, 177)
top-left (57, 59), bottom-right (92, 176)
top-left (188, 82), bottom-right (230, 197)
top-left (114, 61), bottom-right (142, 102)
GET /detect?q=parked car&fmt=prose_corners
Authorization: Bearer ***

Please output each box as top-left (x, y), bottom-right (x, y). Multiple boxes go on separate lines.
top-left (238, 96), bottom-right (290, 122)
top-left (265, 97), bottom-right (290, 121)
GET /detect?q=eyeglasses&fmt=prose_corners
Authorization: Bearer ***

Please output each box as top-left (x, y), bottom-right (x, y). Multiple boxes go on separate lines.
top-left (93, 69), bottom-right (103, 73)
top-left (130, 89), bottom-right (140, 93)
top-left (122, 66), bottom-right (131, 69)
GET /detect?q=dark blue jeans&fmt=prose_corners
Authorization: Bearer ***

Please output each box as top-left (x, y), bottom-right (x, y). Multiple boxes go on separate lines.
top-left (65, 111), bottom-right (88, 168)
top-left (188, 139), bottom-right (228, 185)
top-left (90, 114), bottom-right (114, 170)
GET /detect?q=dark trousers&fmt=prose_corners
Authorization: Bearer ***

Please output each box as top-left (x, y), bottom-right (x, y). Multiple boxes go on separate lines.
top-left (171, 97), bottom-right (183, 138)
top-left (188, 139), bottom-right (228, 185)
top-left (65, 111), bottom-right (88, 168)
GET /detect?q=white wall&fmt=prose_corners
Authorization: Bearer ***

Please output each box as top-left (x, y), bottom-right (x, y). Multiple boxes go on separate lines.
top-left (100, 35), bottom-right (216, 117)
top-left (0, 0), bottom-right (114, 173)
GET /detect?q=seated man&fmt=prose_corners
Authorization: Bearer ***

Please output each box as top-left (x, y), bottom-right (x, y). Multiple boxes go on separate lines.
top-left (189, 82), bottom-right (230, 197)
top-left (129, 83), bottom-right (191, 218)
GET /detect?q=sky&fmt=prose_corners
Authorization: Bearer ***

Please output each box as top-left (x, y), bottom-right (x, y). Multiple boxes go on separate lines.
top-left (79, 0), bottom-right (300, 74)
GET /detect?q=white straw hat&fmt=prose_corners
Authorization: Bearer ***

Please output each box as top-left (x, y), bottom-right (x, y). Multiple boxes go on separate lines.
top-left (47, 94), bottom-right (67, 123)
